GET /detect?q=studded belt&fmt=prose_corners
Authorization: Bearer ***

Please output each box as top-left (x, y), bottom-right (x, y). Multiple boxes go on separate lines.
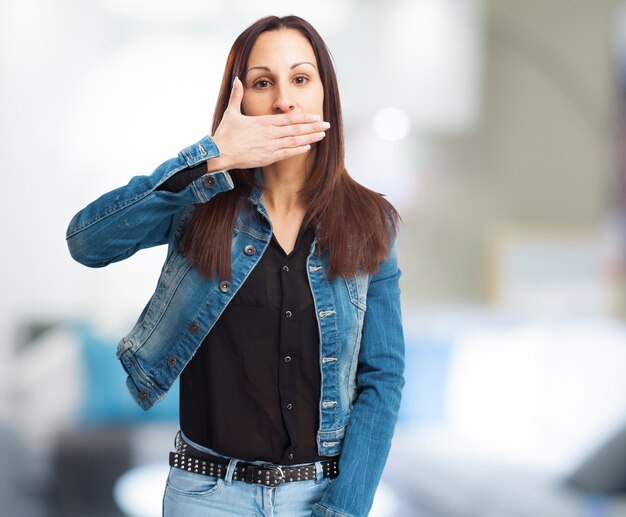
top-left (170, 434), bottom-right (339, 487)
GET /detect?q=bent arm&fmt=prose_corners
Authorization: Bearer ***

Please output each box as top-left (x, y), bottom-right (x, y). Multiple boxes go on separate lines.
top-left (313, 244), bottom-right (405, 517)
top-left (66, 135), bottom-right (233, 268)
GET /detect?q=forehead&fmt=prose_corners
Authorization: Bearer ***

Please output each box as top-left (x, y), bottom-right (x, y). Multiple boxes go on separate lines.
top-left (247, 29), bottom-right (317, 67)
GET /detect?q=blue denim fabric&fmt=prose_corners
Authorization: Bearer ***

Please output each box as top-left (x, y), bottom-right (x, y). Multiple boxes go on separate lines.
top-left (163, 433), bottom-right (331, 517)
top-left (66, 136), bottom-right (405, 517)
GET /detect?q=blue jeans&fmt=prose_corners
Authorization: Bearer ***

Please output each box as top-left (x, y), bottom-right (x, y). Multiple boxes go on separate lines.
top-left (162, 433), bottom-right (332, 516)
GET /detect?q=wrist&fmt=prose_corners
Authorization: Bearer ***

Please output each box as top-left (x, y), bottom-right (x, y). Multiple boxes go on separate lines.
top-left (206, 154), bottom-right (229, 173)
top-left (208, 134), bottom-right (233, 172)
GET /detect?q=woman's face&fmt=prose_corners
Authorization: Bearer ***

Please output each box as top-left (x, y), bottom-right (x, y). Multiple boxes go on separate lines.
top-left (242, 29), bottom-right (324, 119)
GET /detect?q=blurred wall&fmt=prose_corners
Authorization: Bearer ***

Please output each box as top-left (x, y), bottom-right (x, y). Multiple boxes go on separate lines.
top-left (401, 0), bottom-right (619, 305)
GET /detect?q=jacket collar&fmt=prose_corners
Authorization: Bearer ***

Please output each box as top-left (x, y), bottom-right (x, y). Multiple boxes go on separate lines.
top-left (246, 168), bottom-right (270, 224)
top-left (245, 168), bottom-right (319, 253)
top-left (248, 168), bottom-right (264, 207)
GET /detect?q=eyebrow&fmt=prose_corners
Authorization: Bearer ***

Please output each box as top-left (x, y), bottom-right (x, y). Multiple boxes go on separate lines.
top-left (245, 61), bottom-right (317, 74)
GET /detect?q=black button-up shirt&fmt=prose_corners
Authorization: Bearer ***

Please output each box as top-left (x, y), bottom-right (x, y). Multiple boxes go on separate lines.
top-left (159, 164), bottom-right (325, 465)
top-left (180, 222), bottom-right (325, 465)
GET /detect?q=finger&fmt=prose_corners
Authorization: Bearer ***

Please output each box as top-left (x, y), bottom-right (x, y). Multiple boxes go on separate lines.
top-left (274, 121), bottom-right (331, 138)
top-left (276, 132), bottom-right (326, 149)
top-left (271, 144), bottom-right (312, 162)
top-left (263, 112), bottom-right (322, 126)
top-left (227, 76), bottom-right (244, 113)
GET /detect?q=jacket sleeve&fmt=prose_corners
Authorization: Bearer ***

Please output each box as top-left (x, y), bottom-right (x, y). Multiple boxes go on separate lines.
top-left (66, 135), bottom-right (233, 268)
top-left (312, 243), bottom-right (405, 517)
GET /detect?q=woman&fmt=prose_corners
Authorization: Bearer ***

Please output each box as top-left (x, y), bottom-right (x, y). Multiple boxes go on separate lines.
top-left (67, 15), bottom-right (404, 517)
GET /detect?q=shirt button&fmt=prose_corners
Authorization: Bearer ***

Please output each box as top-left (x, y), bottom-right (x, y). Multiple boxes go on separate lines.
top-left (167, 356), bottom-right (177, 368)
top-left (282, 265), bottom-right (289, 272)
top-left (244, 244), bottom-right (256, 256)
top-left (139, 390), bottom-right (150, 401)
top-left (284, 356), bottom-right (292, 363)
top-left (188, 321), bottom-right (200, 334)
top-left (289, 453), bottom-right (294, 460)
top-left (285, 310), bottom-right (292, 318)
top-left (203, 175), bottom-right (216, 188)
top-left (219, 280), bottom-right (231, 292)
top-left (286, 403), bottom-right (293, 410)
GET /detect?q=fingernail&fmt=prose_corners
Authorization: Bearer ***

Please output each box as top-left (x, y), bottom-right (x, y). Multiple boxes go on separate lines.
top-left (322, 122), bottom-right (331, 129)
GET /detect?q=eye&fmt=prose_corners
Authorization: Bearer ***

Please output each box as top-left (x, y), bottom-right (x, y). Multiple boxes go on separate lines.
top-left (252, 79), bottom-right (271, 89)
top-left (294, 75), bottom-right (309, 85)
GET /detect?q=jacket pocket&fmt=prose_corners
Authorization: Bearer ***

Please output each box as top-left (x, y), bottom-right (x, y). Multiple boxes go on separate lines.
top-left (343, 274), bottom-right (368, 311)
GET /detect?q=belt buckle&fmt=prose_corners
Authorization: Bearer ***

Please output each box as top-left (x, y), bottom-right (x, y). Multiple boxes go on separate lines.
top-left (262, 464), bottom-right (284, 487)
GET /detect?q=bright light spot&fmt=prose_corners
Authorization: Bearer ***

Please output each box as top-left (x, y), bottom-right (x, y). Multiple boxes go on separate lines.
top-left (113, 463), bottom-right (170, 517)
top-left (345, 126), bottom-right (422, 217)
top-left (372, 108), bottom-right (412, 142)
top-left (337, 0), bottom-right (485, 132)
top-left (370, 481), bottom-right (400, 517)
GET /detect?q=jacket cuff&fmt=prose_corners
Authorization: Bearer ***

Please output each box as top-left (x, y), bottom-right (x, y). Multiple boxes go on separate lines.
top-left (191, 169), bottom-right (234, 203)
top-left (180, 135), bottom-right (221, 166)
top-left (157, 162), bottom-right (208, 193)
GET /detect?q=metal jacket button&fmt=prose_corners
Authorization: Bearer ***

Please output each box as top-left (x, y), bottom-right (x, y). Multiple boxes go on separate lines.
top-left (188, 321), bottom-right (200, 334)
top-left (285, 310), bottom-right (292, 318)
top-left (203, 175), bottom-right (216, 188)
top-left (284, 356), bottom-right (292, 363)
top-left (219, 281), bottom-right (231, 292)
top-left (244, 244), bottom-right (256, 256)
top-left (139, 390), bottom-right (150, 401)
top-left (286, 403), bottom-right (293, 410)
top-left (167, 356), bottom-right (177, 368)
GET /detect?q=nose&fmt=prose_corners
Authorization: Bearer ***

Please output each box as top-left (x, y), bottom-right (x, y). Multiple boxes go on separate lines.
top-left (272, 83), bottom-right (295, 113)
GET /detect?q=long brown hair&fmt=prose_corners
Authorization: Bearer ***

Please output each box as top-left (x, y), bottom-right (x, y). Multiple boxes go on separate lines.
top-left (180, 15), bottom-right (399, 280)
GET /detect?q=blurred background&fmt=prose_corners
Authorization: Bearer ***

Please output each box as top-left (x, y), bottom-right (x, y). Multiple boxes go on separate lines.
top-left (2, 0), bottom-right (626, 515)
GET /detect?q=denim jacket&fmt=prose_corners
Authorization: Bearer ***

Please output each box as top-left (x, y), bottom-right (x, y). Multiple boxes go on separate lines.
top-left (66, 136), bottom-right (405, 517)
